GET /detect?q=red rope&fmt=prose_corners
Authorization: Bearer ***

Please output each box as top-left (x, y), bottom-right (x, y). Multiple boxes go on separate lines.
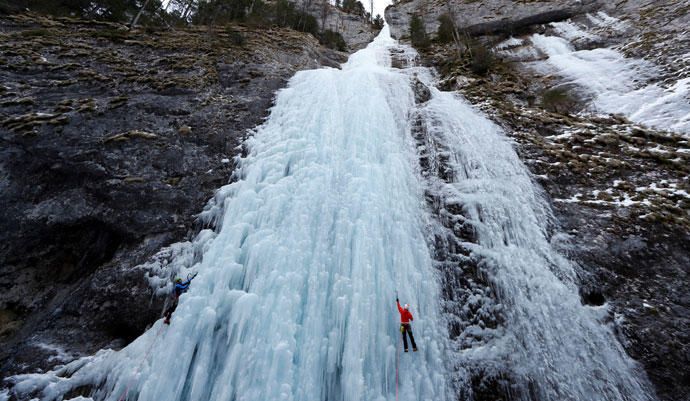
top-left (117, 323), bottom-right (165, 401)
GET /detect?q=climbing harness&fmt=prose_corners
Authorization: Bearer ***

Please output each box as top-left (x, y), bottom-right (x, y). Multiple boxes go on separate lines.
top-left (116, 323), bottom-right (166, 401)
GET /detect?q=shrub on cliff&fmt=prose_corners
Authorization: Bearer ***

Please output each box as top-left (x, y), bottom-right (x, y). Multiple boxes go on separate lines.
top-left (468, 43), bottom-right (495, 75)
top-left (409, 14), bottom-right (429, 50)
top-left (320, 30), bottom-right (347, 51)
top-left (195, 0), bottom-right (254, 23)
top-left (373, 14), bottom-right (384, 30)
top-left (541, 86), bottom-right (579, 114)
top-left (341, 0), bottom-right (367, 18)
top-left (437, 14), bottom-right (455, 44)
top-left (10, 0), bottom-right (164, 23)
top-left (225, 27), bottom-right (246, 46)
top-left (270, 0), bottom-right (319, 36)
top-left (197, 0), bottom-right (318, 36)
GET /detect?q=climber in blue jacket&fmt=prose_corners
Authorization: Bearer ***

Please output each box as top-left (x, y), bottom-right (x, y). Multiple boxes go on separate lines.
top-left (163, 273), bottom-right (197, 324)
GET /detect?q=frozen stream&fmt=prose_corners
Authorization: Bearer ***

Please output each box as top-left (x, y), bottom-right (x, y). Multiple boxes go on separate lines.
top-left (8, 27), bottom-right (654, 401)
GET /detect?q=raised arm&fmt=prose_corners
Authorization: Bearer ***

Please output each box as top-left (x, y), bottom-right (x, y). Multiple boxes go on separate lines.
top-left (182, 273), bottom-right (198, 287)
top-left (396, 299), bottom-right (403, 314)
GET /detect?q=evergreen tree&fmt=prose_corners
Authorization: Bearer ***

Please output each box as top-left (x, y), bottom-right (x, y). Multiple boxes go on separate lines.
top-left (373, 14), bottom-right (384, 29)
top-left (19, 0), bottom-right (162, 22)
top-left (436, 13), bottom-right (455, 43)
top-left (409, 14), bottom-right (429, 49)
top-left (341, 0), bottom-right (365, 16)
top-left (194, 0), bottom-right (253, 24)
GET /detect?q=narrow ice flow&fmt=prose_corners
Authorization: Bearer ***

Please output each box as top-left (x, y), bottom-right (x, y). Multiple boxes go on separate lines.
top-left (530, 21), bottom-right (690, 135)
top-left (415, 76), bottom-right (655, 401)
top-left (8, 26), bottom-right (450, 401)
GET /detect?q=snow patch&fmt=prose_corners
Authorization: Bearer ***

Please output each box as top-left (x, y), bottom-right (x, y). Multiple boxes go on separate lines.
top-left (34, 342), bottom-right (74, 363)
top-left (495, 37), bottom-right (524, 49)
top-left (551, 21), bottom-right (599, 42)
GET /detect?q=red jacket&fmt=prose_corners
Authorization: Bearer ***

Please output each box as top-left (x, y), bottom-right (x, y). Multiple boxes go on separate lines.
top-left (397, 301), bottom-right (414, 324)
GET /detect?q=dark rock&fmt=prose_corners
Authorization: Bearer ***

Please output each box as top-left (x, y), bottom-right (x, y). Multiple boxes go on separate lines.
top-left (412, 76), bottom-right (431, 104)
top-left (0, 13), bottom-right (352, 378)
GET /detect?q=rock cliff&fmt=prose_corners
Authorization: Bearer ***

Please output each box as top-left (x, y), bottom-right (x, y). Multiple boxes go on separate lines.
top-left (297, 0), bottom-right (380, 50)
top-left (0, 12), bottom-right (347, 377)
top-left (386, 0), bottom-right (600, 39)
top-left (386, 1), bottom-right (689, 401)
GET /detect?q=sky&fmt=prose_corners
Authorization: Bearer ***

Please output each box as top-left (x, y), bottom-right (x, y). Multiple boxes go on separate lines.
top-left (370, 0), bottom-right (392, 19)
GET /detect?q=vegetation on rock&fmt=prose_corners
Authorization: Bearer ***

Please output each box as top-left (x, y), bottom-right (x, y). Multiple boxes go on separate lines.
top-left (373, 14), bottom-right (384, 29)
top-left (540, 86), bottom-right (579, 114)
top-left (436, 13), bottom-right (455, 44)
top-left (409, 14), bottom-right (429, 49)
top-left (1, 0), bottom-right (381, 52)
top-left (467, 42), bottom-right (495, 75)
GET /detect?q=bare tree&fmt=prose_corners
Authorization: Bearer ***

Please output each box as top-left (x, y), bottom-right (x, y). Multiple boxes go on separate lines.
top-left (319, 0), bottom-right (331, 31)
top-left (131, 0), bottom-right (154, 27)
top-left (444, 1), bottom-right (470, 56)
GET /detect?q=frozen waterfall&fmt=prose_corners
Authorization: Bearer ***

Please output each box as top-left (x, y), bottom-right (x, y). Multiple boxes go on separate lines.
top-left (415, 79), bottom-right (655, 401)
top-left (7, 26), bottom-right (654, 401)
top-left (9, 27), bottom-right (450, 401)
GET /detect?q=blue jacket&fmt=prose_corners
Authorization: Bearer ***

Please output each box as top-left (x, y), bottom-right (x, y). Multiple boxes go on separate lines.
top-left (173, 280), bottom-right (191, 297)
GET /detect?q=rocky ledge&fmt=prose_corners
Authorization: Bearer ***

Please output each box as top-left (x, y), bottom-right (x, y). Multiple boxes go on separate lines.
top-left (386, 0), bottom-right (600, 39)
top-left (0, 12), bottom-right (348, 378)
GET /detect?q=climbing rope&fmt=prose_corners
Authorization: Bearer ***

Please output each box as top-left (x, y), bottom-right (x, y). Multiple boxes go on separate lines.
top-left (116, 323), bottom-right (166, 401)
top-left (394, 287), bottom-right (399, 401)
top-left (395, 333), bottom-right (400, 401)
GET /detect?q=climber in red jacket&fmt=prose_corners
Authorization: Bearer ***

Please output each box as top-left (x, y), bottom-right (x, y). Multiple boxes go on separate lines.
top-left (396, 298), bottom-right (418, 352)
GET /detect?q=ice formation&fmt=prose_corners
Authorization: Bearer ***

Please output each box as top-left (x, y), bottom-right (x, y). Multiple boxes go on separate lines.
top-left (8, 27), bottom-right (450, 401)
top-left (530, 18), bottom-right (690, 135)
top-left (7, 26), bottom-right (655, 401)
top-left (415, 78), bottom-right (655, 401)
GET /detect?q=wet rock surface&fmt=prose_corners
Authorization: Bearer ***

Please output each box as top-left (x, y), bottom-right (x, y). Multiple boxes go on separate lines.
top-left (386, 1), bottom-right (690, 400)
top-left (0, 13), bottom-right (347, 377)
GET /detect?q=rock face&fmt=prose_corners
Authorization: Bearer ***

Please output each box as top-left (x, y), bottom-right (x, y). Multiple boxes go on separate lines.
top-left (0, 13), bottom-right (348, 377)
top-left (297, 0), bottom-right (379, 50)
top-left (322, 10), bottom-right (379, 50)
top-left (385, 0), bottom-right (601, 40)
top-left (385, 1), bottom-right (690, 401)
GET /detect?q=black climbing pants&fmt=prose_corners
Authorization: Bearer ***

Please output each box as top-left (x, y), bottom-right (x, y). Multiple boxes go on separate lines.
top-left (163, 296), bottom-right (179, 322)
top-left (400, 323), bottom-right (417, 350)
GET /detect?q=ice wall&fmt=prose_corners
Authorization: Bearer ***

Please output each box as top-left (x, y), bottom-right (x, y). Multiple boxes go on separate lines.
top-left (414, 75), bottom-right (655, 401)
top-left (8, 27), bottom-right (450, 401)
